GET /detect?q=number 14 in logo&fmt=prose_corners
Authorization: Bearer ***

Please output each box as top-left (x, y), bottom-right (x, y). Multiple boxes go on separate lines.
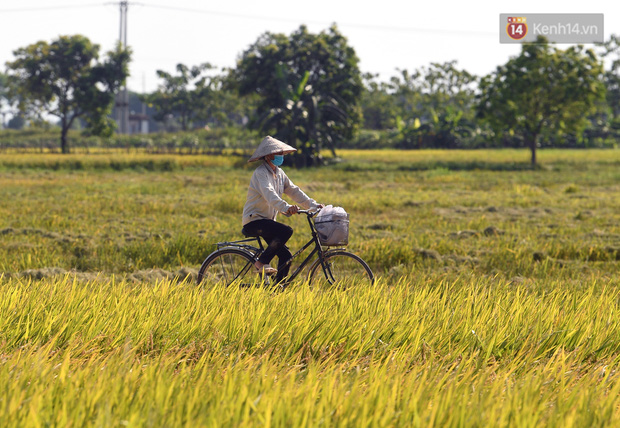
top-left (507, 17), bottom-right (528, 40)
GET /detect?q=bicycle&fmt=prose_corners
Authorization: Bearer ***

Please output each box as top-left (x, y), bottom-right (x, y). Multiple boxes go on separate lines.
top-left (196, 209), bottom-right (374, 288)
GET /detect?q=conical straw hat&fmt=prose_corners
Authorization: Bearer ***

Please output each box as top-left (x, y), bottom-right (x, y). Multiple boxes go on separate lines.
top-left (248, 136), bottom-right (297, 162)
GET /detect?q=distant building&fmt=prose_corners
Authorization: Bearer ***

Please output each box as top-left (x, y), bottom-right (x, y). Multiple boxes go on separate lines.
top-left (129, 112), bottom-right (149, 134)
top-left (110, 90), bottom-right (161, 134)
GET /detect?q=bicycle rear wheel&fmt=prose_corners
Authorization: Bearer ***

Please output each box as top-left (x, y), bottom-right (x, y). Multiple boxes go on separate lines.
top-left (197, 248), bottom-right (258, 287)
top-left (308, 250), bottom-right (375, 287)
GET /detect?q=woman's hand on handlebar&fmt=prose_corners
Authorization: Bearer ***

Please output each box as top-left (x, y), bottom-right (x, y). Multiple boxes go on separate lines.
top-left (296, 204), bottom-right (324, 216)
top-left (286, 205), bottom-right (300, 215)
top-left (291, 203), bottom-right (324, 214)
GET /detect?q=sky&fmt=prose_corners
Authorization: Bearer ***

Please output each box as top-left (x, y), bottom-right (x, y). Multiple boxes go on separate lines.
top-left (1, 0), bottom-right (619, 94)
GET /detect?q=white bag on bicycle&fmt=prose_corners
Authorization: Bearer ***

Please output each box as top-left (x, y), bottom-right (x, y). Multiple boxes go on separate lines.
top-left (314, 205), bottom-right (349, 246)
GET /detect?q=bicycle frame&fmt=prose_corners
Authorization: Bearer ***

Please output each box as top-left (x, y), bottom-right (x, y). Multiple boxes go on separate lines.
top-left (213, 210), bottom-right (338, 284)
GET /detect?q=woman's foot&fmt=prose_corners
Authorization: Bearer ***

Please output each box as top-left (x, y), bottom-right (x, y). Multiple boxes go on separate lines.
top-left (254, 262), bottom-right (277, 275)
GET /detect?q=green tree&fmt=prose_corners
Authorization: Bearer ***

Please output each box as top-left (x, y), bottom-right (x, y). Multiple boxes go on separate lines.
top-left (233, 25), bottom-right (363, 167)
top-left (0, 72), bottom-right (10, 128)
top-left (360, 73), bottom-right (399, 130)
top-left (5, 35), bottom-right (130, 153)
top-left (417, 61), bottom-right (477, 118)
top-left (477, 37), bottom-right (605, 164)
top-left (145, 63), bottom-right (216, 131)
top-left (387, 62), bottom-right (478, 148)
top-left (1, 71), bottom-right (34, 130)
top-left (600, 34), bottom-right (620, 119)
top-left (198, 71), bottom-right (256, 128)
top-left (6, 115), bottom-right (26, 130)
top-left (0, 72), bottom-right (26, 129)
top-left (598, 34), bottom-right (620, 145)
top-left (388, 69), bottom-right (422, 121)
top-left (579, 34), bottom-right (620, 148)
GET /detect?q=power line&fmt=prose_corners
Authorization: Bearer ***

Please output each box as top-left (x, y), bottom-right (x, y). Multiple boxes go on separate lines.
top-left (0, 3), bottom-right (103, 12)
top-left (0, 2), bottom-right (495, 37)
top-left (141, 3), bottom-right (495, 37)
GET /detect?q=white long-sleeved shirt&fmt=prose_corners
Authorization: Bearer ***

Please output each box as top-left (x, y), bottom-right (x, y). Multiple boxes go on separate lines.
top-left (242, 162), bottom-right (318, 226)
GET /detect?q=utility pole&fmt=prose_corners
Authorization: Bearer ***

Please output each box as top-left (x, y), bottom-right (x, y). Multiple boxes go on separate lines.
top-left (115, 1), bottom-right (130, 134)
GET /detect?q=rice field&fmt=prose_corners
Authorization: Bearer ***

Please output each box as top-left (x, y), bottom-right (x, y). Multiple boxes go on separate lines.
top-left (0, 149), bottom-right (619, 426)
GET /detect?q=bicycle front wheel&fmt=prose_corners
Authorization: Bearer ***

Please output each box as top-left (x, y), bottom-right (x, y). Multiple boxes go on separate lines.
top-left (308, 250), bottom-right (375, 287)
top-left (197, 248), bottom-right (257, 287)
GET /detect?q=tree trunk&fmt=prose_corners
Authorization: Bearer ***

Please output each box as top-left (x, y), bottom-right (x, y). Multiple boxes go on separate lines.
top-left (61, 125), bottom-right (69, 154)
top-left (528, 135), bottom-right (537, 166)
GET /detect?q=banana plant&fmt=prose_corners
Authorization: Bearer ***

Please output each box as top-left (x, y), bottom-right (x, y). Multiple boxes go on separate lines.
top-left (257, 64), bottom-right (351, 166)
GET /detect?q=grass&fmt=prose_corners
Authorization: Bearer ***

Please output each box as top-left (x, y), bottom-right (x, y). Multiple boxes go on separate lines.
top-left (0, 148), bottom-right (619, 426)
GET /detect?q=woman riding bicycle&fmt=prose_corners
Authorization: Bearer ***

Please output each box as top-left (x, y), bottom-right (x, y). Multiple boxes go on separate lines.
top-left (242, 136), bottom-right (323, 284)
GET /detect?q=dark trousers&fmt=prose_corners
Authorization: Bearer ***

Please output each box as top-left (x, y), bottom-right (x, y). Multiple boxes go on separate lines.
top-left (242, 219), bottom-right (293, 283)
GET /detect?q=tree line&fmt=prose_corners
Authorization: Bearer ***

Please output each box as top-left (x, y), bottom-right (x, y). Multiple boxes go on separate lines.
top-left (1, 26), bottom-right (619, 165)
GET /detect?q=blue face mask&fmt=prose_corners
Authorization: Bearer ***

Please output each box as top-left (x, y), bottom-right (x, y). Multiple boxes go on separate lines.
top-left (271, 155), bottom-right (284, 166)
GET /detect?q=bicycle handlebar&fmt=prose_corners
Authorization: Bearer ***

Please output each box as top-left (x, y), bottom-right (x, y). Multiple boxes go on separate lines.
top-left (297, 208), bottom-right (322, 217)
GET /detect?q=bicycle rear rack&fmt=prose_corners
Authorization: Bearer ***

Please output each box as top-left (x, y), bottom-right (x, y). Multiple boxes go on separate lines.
top-left (216, 237), bottom-right (263, 255)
